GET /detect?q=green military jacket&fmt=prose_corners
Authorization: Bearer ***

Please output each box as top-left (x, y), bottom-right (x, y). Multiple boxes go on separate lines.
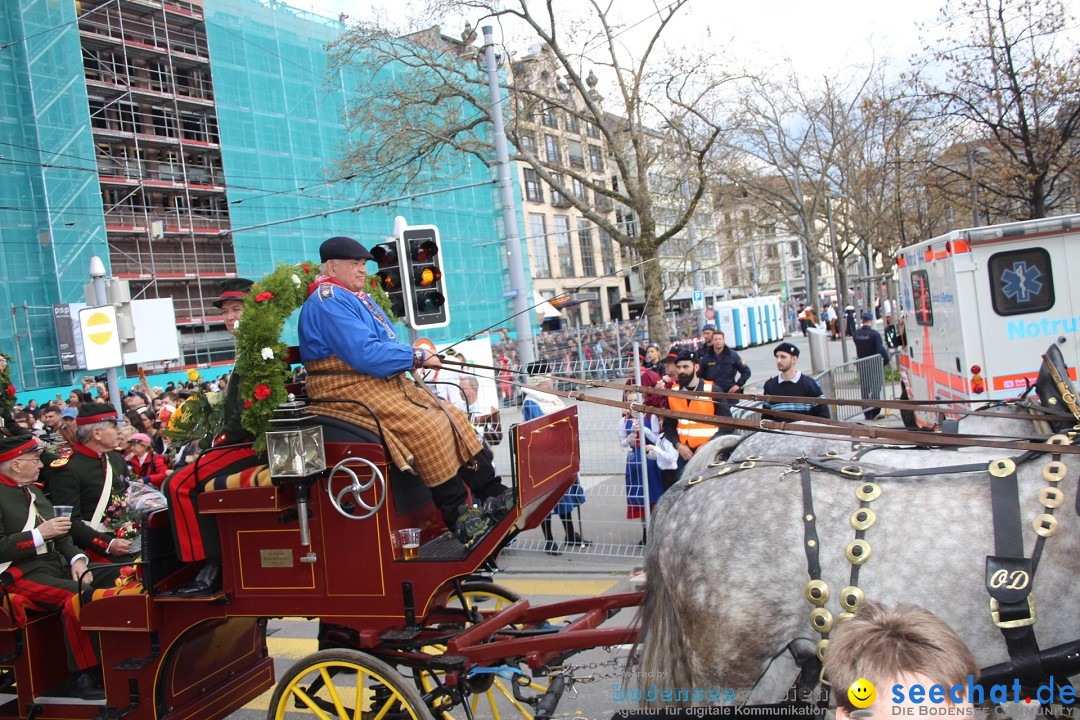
top-left (0, 476), bottom-right (81, 577)
top-left (44, 443), bottom-right (129, 556)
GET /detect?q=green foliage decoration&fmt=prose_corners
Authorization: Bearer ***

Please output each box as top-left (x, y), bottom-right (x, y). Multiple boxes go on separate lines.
top-left (235, 262), bottom-right (398, 451)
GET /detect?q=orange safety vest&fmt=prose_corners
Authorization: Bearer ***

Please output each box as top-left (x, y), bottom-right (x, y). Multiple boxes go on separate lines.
top-left (668, 381), bottom-right (715, 449)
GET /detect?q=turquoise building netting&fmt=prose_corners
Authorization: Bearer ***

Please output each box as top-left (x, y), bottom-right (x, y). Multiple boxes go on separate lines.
top-left (0, 0), bottom-right (110, 390)
top-left (204, 0), bottom-right (527, 345)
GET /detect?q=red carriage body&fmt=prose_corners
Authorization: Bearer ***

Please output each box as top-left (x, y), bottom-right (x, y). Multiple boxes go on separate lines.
top-left (0, 401), bottom-right (640, 719)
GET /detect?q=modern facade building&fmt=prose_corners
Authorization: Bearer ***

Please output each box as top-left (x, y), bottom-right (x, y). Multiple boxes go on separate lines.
top-left (1, 0), bottom-right (518, 391)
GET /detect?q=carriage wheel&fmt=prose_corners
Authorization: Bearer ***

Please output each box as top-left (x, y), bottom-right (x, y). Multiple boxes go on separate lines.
top-left (268, 649), bottom-right (434, 720)
top-left (418, 582), bottom-right (551, 720)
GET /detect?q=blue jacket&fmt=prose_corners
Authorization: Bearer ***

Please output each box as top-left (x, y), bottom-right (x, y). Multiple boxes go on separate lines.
top-left (852, 325), bottom-right (890, 365)
top-left (298, 282), bottom-right (412, 377)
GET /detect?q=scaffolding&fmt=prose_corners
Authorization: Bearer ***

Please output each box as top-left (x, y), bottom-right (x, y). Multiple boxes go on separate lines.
top-left (76, 0), bottom-right (238, 335)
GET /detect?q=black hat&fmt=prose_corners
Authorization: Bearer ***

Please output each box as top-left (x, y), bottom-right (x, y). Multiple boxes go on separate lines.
top-left (664, 346), bottom-right (680, 362)
top-left (76, 402), bottom-right (119, 425)
top-left (774, 342), bottom-right (800, 357)
top-left (675, 350), bottom-right (695, 363)
top-left (0, 436), bottom-right (43, 464)
top-left (213, 278), bottom-right (255, 309)
top-left (320, 236), bottom-right (374, 263)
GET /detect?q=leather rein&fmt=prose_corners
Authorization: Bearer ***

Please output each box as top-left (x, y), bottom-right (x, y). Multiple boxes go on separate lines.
top-left (441, 359), bottom-right (1080, 456)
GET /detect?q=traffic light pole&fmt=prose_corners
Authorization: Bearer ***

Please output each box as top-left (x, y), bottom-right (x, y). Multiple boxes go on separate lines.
top-left (482, 26), bottom-right (535, 369)
top-left (89, 256), bottom-right (123, 416)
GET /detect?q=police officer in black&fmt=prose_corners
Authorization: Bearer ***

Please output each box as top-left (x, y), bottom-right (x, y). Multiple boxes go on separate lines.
top-left (851, 311), bottom-right (891, 420)
top-left (697, 330), bottom-right (750, 417)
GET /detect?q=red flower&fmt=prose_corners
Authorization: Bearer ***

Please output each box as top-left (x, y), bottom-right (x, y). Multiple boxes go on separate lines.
top-left (119, 565), bottom-right (135, 578)
top-left (253, 384), bottom-right (272, 401)
top-left (301, 263), bottom-right (312, 274)
top-left (243, 400), bottom-right (253, 409)
top-left (5, 385), bottom-right (13, 398)
top-left (255, 291), bottom-right (275, 303)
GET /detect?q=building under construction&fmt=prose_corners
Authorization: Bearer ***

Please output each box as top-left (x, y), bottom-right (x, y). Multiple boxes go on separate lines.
top-left (1, 0), bottom-right (516, 391)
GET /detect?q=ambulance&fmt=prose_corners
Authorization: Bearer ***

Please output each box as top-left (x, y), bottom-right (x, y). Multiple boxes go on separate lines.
top-left (895, 213), bottom-right (1080, 428)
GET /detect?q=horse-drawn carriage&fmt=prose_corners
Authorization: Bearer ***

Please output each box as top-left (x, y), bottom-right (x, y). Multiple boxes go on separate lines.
top-left (0, 376), bottom-right (640, 719)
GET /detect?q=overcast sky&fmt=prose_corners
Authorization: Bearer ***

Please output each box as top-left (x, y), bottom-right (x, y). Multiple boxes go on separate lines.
top-left (294, 0), bottom-right (950, 78)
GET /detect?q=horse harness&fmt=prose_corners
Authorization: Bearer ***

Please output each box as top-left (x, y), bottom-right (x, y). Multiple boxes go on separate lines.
top-left (687, 430), bottom-right (1080, 701)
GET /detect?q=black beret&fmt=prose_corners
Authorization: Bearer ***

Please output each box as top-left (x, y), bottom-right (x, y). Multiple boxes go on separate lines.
top-left (213, 278), bottom-right (255, 309)
top-left (320, 236), bottom-right (374, 263)
top-left (774, 342), bottom-right (800, 357)
top-left (675, 351), bottom-right (695, 363)
top-left (76, 402), bottom-right (119, 425)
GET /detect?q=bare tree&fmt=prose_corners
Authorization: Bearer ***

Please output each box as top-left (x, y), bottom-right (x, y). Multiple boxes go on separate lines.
top-left (723, 66), bottom-right (876, 307)
top-left (914, 0), bottom-right (1080, 220)
top-left (327, 0), bottom-right (736, 343)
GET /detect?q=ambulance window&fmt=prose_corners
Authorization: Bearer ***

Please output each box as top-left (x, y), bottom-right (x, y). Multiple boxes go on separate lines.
top-left (988, 248), bottom-right (1055, 316)
top-left (911, 270), bottom-right (933, 327)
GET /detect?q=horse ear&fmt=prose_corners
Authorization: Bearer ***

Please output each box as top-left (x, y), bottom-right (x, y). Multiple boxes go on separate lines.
top-left (1035, 344), bottom-right (1080, 423)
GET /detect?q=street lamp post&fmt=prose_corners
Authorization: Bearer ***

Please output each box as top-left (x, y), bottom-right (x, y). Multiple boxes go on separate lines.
top-left (481, 26), bottom-right (535, 369)
top-left (89, 257), bottom-right (124, 415)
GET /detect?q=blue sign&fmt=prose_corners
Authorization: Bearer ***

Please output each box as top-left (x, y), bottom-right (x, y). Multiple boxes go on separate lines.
top-left (1000, 261), bottom-right (1043, 304)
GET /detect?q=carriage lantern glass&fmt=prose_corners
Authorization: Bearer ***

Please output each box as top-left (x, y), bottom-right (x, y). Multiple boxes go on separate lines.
top-left (266, 402), bottom-right (326, 479)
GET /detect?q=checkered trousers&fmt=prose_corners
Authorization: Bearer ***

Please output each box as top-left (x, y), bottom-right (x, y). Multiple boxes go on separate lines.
top-left (305, 356), bottom-right (482, 486)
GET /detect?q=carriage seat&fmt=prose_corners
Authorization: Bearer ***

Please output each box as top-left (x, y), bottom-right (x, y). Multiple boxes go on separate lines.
top-left (309, 414), bottom-right (433, 515)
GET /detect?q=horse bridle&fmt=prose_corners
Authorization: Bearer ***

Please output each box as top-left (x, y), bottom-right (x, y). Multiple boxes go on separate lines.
top-left (679, 414), bottom-right (1080, 705)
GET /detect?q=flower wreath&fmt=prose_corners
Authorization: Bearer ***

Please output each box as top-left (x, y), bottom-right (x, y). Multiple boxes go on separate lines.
top-left (0, 352), bottom-right (15, 417)
top-left (235, 261), bottom-right (398, 451)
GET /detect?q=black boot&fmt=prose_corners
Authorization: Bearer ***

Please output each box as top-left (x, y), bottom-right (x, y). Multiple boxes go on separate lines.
top-left (459, 448), bottom-right (513, 507)
top-left (70, 668), bottom-right (105, 701)
top-left (541, 516), bottom-right (560, 555)
top-left (563, 516), bottom-right (591, 547)
top-left (176, 557), bottom-right (222, 596)
top-left (431, 478), bottom-right (491, 547)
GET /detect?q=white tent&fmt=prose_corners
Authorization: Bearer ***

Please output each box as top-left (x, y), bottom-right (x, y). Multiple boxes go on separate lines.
top-left (534, 292), bottom-right (562, 322)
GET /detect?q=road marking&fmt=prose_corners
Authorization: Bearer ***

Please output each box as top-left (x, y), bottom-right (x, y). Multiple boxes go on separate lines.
top-left (242, 579), bottom-right (618, 714)
top-left (497, 578), bottom-right (617, 596)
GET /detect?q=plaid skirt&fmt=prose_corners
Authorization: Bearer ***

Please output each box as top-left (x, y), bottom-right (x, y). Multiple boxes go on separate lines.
top-left (305, 356), bottom-right (482, 486)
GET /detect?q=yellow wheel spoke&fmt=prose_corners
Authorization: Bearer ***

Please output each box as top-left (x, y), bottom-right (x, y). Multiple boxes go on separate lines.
top-left (290, 684), bottom-right (336, 720)
top-left (352, 668), bottom-right (365, 720)
top-left (317, 667), bottom-right (350, 720)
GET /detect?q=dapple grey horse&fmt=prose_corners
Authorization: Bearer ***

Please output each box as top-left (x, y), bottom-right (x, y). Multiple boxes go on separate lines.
top-left (634, 402), bottom-right (1080, 707)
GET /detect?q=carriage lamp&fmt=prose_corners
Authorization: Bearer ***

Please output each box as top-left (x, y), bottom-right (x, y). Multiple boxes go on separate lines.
top-left (266, 422), bottom-right (326, 478)
top-left (267, 401), bottom-right (327, 563)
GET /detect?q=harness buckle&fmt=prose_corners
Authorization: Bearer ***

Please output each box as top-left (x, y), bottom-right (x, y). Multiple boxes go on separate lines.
top-left (840, 465), bottom-right (863, 477)
top-left (990, 596), bottom-right (1037, 629)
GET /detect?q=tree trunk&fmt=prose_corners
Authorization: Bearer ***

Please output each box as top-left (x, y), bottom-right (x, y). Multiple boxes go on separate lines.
top-left (639, 244), bottom-right (668, 348)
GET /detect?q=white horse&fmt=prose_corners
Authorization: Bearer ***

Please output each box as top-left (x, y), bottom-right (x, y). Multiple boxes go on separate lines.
top-left (635, 380), bottom-right (1080, 707)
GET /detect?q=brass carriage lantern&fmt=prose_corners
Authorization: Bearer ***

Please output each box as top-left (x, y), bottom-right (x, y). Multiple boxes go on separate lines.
top-left (266, 402), bottom-right (326, 479)
top-left (266, 401), bottom-right (327, 563)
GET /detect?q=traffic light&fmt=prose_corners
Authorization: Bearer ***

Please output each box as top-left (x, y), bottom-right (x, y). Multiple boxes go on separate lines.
top-left (401, 225), bottom-right (449, 328)
top-left (369, 239), bottom-right (407, 319)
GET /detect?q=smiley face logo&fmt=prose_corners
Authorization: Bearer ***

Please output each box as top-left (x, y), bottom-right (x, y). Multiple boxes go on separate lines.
top-left (848, 678), bottom-right (876, 708)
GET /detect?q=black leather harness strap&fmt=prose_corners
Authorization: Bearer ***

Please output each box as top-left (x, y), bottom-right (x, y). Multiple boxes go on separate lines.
top-left (984, 457), bottom-right (1045, 687)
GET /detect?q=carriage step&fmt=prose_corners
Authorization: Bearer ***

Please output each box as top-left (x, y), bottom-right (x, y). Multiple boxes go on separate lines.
top-left (418, 535), bottom-right (469, 562)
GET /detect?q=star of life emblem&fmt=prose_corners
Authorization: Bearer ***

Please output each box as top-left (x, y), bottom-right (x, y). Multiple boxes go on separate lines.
top-left (1000, 261), bottom-right (1043, 304)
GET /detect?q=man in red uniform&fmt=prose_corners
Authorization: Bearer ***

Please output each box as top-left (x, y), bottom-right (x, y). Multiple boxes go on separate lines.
top-left (162, 279), bottom-right (264, 595)
top-left (0, 436), bottom-right (102, 699)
